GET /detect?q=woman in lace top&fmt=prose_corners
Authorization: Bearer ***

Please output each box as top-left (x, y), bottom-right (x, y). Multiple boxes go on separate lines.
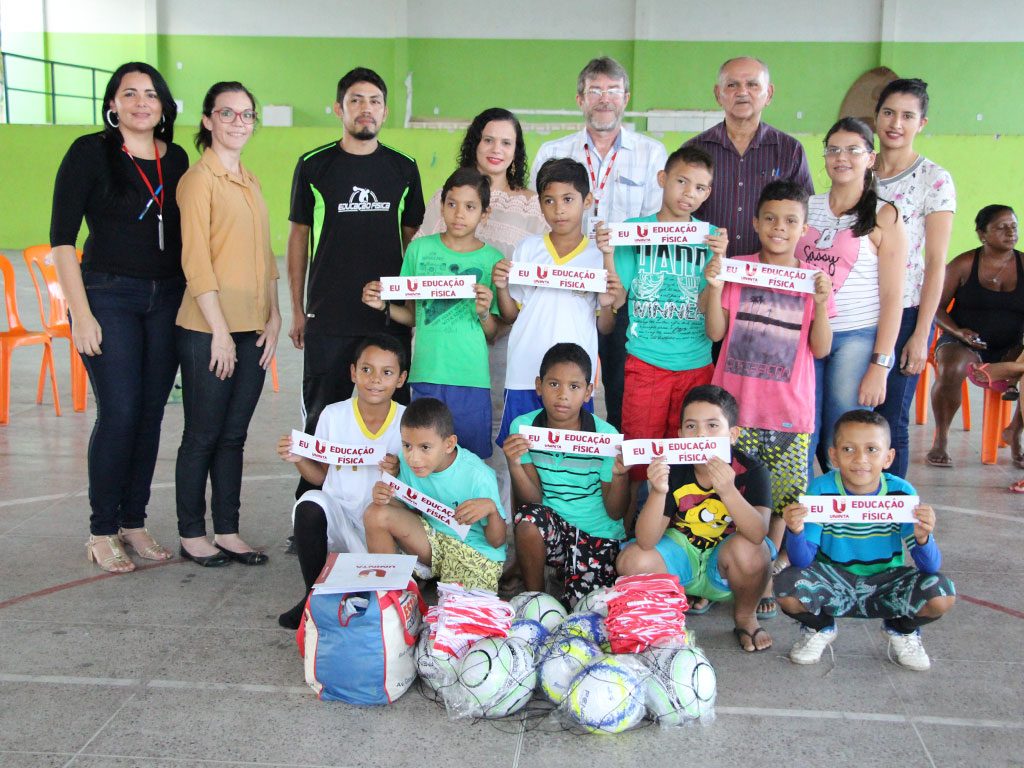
top-left (415, 107), bottom-right (547, 257)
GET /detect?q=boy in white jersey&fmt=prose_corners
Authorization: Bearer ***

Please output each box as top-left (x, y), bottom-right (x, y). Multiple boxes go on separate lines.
top-left (276, 334), bottom-right (407, 628)
top-left (493, 158), bottom-right (621, 445)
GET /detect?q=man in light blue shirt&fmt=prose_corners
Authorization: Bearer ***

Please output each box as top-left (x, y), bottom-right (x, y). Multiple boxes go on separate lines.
top-left (531, 57), bottom-right (667, 429)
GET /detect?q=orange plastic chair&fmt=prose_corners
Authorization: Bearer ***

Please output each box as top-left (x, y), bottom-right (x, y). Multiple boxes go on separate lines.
top-left (914, 330), bottom-right (970, 430)
top-left (1, 254), bottom-right (61, 424)
top-left (270, 355), bottom-right (279, 393)
top-left (23, 245), bottom-right (88, 412)
top-left (980, 388), bottom-right (1013, 465)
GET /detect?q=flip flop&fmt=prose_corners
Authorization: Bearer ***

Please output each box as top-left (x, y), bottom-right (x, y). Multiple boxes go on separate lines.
top-left (733, 626), bottom-right (772, 653)
top-left (756, 596), bottom-right (778, 619)
top-left (925, 453), bottom-right (953, 468)
top-left (1010, 479), bottom-right (1024, 494)
top-left (686, 597), bottom-right (712, 615)
top-left (967, 362), bottom-right (1009, 393)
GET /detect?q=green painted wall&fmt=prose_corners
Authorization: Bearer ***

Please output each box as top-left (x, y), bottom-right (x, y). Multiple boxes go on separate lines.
top-left (3, 123), bottom-right (1020, 262)
top-left (7, 34), bottom-right (1022, 136)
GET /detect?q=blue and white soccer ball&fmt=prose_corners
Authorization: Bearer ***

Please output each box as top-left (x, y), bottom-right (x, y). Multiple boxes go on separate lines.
top-left (564, 656), bottom-right (646, 734)
top-left (554, 611), bottom-right (608, 647)
top-left (454, 637), bottom-right (537, 718)
top-left (537, 634), bottom-right (604, 704)
top-left (509, 591), bottom-right (567, 631)
top-left (507, 618), bottom-right (549, 650)
top-left (415, 630), bottom-right (458, 694)
top-left (640, 645), bottom-right (717, 725)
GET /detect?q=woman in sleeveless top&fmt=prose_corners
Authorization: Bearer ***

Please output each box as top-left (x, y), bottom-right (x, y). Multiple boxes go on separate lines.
top-left (928, 205), bottom-right (1024, 467)
top-left (796, 118), bottom-right (907, 473)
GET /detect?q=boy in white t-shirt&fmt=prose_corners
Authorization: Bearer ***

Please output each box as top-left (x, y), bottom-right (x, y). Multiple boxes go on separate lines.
top-left (275, 334), bottom-right (408, 629)
top-left (492, 158), bottom-right (621, 445)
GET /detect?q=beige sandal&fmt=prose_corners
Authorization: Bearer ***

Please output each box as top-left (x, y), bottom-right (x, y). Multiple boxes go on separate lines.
top-left (86, 535), bottom-right (136, 573)
top-left (118, 527), bottom-right (172, 561)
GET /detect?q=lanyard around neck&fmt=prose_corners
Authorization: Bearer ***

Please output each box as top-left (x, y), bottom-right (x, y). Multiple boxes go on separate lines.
top-left (122, 142), bottom-right (164, 214)
top-left (583, 142), bottom-right (618, 215)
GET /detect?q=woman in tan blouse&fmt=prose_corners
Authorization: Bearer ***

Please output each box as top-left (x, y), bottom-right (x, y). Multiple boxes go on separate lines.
top-left (174, 81), bottom-right (281, 566)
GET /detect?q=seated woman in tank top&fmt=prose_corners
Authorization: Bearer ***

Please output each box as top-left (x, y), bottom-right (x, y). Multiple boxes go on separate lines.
top-left (928, 205), bottom-right (1024, 468)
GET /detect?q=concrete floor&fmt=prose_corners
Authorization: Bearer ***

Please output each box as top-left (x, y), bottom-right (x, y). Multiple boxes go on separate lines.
top-left (1, 251), bottom-right (1022, 768)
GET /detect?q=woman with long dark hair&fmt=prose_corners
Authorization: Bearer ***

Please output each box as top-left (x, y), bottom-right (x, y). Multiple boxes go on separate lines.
top-left (174, 81), bottom-right (280, 566)
top-left (415, 107), bottom-right (546, 257)
top-left (797, 117), bottom-right (907, 472)
top-left (50, 62), bottom-right (189, 572)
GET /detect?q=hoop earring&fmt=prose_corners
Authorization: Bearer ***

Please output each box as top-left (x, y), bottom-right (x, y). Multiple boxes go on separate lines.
top-left (105, 109), bottom-right (119, 128)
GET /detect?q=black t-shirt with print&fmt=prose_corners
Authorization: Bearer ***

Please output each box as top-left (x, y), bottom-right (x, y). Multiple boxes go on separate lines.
top-left (289, 141), bottom-right (424, 336)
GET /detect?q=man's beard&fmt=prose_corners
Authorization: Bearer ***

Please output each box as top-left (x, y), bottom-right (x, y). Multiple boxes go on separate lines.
top-left (352, 125), bottom-right (378, 140)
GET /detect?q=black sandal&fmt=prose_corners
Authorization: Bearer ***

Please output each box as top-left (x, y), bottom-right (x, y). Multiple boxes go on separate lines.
top-left (733, 626), bottom-right (772, 653)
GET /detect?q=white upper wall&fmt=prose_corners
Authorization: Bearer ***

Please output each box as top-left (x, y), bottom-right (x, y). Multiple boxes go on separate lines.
top-left (7, 0), bottom-right (1024, 42)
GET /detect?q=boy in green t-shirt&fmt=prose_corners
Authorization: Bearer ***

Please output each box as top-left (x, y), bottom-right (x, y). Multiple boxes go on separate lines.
top-left (598, 147), bottom-right (729, 499)
top-left (363, 167), bottom-right (502, 458)
top-left (503, 343), bottom-right (629, 607)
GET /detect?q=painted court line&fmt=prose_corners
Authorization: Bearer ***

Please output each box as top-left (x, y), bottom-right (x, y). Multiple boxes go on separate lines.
top-left (0, 671), bottom-right (1020, 731)
top-left (0, 473), bottom-right (294, 509)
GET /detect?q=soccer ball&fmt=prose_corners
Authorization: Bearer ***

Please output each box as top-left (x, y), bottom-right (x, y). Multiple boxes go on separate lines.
top-left (572, 587), bottom-right (611, 616)
top-left (537, 635), bottom-right (604, 704)
top-left (415, 630), bottom-right (457, 693)
top-left (454, 637), bottom-right (537, 718)
top-left (564, 656), bottom-right (646, 734)
top-left (554, 611), bottom-right (608, 647)
top-left (508, 618), bottom-right (549, 650)
top-left (509, 591), bottom-right (567, 631)
top-left (640, 645), bottom-right (717, 724)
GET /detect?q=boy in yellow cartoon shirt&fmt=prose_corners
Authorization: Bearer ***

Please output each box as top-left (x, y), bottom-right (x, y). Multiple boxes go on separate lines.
top-left (616, 385), bottom-right (776, 652)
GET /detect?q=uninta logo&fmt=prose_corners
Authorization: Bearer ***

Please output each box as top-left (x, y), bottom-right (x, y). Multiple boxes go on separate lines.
top-left (358, 568), bottom-right (387, 577)
top-left (832, 498), bottom-right (847, 514)
top-left (745, 263), bottom-right (758, 277)
top-left (651, 442), bottom-right (664, 456)
top-left (407, 279), bottom-right (419, 292)
top-left (316, 440), bottom-right (327, 453)
top-left (536, 266), bottom-right (548, 279)
top-left (547, 431), bottom-right (560, 444)
top-left (636, 225), bottom-right (649, 237)
top-left (405, 487), bottom-right (418, 502)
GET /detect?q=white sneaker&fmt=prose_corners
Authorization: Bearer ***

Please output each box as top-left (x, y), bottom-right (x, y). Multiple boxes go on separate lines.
top-left (883, 627), bottom-right (931, 671)
top-left (788, 624), bottom-right (837, 664)
top-left (412, 560), bottom-right (434, 580)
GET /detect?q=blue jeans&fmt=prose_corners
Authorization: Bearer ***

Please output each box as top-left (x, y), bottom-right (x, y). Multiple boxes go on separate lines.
top-left (810, 325), bottom-right (877, 474)
top-left (876, 307), bottom-right (933, 478)
top-left (77, 272), bottom-right (184, 535)
top-left (175, 328), bottom-right (267, 538)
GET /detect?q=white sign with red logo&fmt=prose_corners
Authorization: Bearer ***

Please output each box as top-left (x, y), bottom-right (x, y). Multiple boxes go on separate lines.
top-left (798, 495), bottom-right (920, 524)
top-left (620, 437), bottom-right (731, 466)
top-left (380, 475), bottom-right (471, 540)
top-left (718, 260), bottom-right (818, 294)
top-left (290, 429), bottom-right (386, 466)
top-left (507, 262), bottom-right (607, 293)
top-left (516, 425), bottom-right (623, 457)
top-left (379, 275), bottom-right (476, 300)
top-left (608, 221), bottom-right (711, 246)
top-left (312, 552), bottom-right (417, 595)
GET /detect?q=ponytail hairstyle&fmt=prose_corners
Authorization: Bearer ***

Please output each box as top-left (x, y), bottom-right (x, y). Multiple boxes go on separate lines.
top-left (824, 117), bottom-right (878, 238)
top-left (195, 81), bottom-right (256, 153)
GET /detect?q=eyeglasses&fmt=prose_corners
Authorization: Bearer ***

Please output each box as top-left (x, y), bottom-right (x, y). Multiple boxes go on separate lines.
top-left (582, 87), bottom-right (626, 101)
top-left (823, 146), bottom-right (872, 157)
top-left (213, 108), bottom-right (258, 125)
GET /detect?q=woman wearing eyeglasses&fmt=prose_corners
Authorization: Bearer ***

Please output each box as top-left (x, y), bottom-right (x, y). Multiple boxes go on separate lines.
top-left (797, 117), bottom-right (907, 472)
top-left (51, 62), bottom-right (188, 573)
top-left (174, 81), bottom-right (280, 566)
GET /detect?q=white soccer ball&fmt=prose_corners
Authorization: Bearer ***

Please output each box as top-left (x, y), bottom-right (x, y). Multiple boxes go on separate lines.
top-left (572, 586), bottom-right (611, 616)
top-left (508, 618), bottom-right (549, 649)
top-left (415, 630), bottom-right (457, 693)
top-left (455, 637), bottom-right (537, 718)
top-left (564, 656), bottom-right (646, 734)
top-left (640, 645), bottom-right (717, 724)
top-left (554, 611), bottom-right (608, 647)
top-left (509, 591), bottom-right (567, 631)
top-left (537, 635), bottom-right (604, 704)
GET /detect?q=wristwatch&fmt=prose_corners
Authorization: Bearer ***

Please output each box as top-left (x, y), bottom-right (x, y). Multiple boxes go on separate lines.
top-left (870, 352), bottom-right (895, 369)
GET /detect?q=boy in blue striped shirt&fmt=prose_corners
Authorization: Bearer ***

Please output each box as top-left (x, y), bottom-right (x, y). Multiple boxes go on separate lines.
top-left (776, 410), bottom-right (955, 670)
